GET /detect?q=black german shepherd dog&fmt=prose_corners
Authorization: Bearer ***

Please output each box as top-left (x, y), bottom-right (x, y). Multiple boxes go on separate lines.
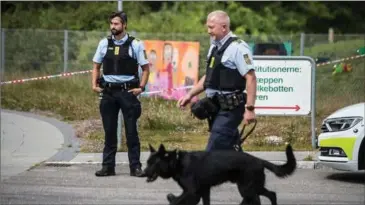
top-left (142, 143), bottom-right (296, 205)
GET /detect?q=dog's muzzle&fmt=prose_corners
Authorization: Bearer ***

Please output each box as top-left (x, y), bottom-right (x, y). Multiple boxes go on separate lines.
top-left (146, 173), bottom-right (158, 182)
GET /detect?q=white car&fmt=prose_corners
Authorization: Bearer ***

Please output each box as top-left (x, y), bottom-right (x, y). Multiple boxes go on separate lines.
top-left (317, 102), bottom-right (365, 171)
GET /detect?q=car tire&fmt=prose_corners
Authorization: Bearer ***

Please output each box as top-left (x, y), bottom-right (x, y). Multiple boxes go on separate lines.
top-left (358, 137), bottom-right (365, 170)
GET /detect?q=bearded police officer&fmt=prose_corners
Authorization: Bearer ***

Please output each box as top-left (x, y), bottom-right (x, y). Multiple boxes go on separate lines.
top-left (178, 10), bottom-right (257, 151)
top-left (92, 11), bottom-right (150, 177)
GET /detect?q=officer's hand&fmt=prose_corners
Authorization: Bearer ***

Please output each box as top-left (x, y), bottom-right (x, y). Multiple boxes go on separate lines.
top-left (177, 94), bottom-right (192, 109)
top-left (243, 110), bottom-right (256, 125)
top-left (128, 88), bottom-right (143, 96)
top-left (93, 86), bottom-right (103, 93)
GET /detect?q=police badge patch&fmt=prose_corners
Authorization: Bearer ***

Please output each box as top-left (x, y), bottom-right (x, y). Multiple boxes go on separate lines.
top-left (244, 54), bottom-right (252, 65)
top-left (114, 46), bottom-right (120, 55)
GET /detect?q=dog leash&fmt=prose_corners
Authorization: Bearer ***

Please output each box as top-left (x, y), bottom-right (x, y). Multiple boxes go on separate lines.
top-left (234, 119), bottom-right (257, 151)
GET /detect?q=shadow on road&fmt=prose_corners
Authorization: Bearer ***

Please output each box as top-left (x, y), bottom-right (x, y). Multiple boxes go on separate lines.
top-left (326, 171), bottom-right (365, 184)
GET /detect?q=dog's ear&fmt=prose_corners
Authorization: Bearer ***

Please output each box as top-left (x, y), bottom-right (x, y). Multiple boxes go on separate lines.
top-left (149, 144), bottom-right (156, 153)
top-left (158, 144), bottom-right (166, 153)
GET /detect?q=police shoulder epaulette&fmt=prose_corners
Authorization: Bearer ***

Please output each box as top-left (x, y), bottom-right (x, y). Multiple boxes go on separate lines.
top-left (233, 38), bottom-right (243, 44)
top-left (128, 35), bottom-right (140, 42)
top-left (106, 36), bottom-right (113, 47)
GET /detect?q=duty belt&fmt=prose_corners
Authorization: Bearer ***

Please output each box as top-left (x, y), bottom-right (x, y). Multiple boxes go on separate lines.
top-left (213, 92), bottom-right (246, 111)
top-left (102, 82), bottom-right (138, 91)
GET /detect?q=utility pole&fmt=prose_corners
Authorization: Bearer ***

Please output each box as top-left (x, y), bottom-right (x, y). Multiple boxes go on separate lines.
top-left (118, 1), bottom-right (123, 11)
top-left (117, 0), bottom-right (123, 150)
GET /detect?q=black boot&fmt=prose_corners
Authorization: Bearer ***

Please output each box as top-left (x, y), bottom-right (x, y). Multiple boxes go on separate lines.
top-left (95, 166), bottom-right (116, 177)
top-left (130, 167), bottom-right (144, 177)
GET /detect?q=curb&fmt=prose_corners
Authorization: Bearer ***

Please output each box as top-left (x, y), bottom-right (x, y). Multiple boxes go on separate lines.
top-left (43, 160), bottom-right (323, 170)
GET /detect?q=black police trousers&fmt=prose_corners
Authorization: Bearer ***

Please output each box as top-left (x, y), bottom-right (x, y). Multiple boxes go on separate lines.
top-left (206, 102), bottom-right (245, 152)
top-left (99, 88), bottom-right (142, 170)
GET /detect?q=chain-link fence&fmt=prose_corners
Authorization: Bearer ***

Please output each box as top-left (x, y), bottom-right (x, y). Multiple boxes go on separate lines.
top-left (0, 28), bottom-right (363, 150)
top-left (0, 28), bottom-right (364, 81)
top-left (300, 33), bottom-right (365, 63)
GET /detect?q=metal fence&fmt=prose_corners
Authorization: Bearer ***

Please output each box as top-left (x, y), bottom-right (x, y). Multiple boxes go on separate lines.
top-left (0, 28), bottom-right (363, 149)
top-left (0, 28), bottom-right (364, 81)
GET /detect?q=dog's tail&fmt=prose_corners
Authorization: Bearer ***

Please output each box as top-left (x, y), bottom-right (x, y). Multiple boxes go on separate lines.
top-left (262, 144), bottom-right (297, 178)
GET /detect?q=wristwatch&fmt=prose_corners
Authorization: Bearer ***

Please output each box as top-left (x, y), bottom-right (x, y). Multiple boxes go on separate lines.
top-left (245, 105), bottom-right (255, 111)
top-left (139, 85), bottom-right (145, 92)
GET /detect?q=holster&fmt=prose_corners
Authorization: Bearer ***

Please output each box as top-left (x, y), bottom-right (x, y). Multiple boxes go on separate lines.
top-left (97, 77), bottom-right (106, 88)
top-left (190, 92), bottom-right (246, 132)
top-left (190, 97), bottom-right (219, 120)
top-left (191, 97), bottom-right (219, 132)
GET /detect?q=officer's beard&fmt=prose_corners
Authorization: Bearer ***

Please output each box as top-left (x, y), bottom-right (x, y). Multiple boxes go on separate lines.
top-left (111, 28), bottom-right (123, 36)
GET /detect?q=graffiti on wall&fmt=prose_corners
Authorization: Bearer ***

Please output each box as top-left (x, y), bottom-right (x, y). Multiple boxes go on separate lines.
top-left (144, 40), bottom-right (200, 100)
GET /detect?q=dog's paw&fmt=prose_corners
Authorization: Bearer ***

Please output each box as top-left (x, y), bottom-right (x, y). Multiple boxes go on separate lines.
top-left (167, 193), bottom-right (177, 203)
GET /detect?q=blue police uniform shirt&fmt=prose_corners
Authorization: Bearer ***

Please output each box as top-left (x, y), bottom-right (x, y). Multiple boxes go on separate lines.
top-left (93, 33), bottom-right (149, 83)
top-left (205, 31), bottom-right (255, 97)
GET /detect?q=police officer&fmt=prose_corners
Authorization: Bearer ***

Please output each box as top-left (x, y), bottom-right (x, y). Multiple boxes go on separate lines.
top-left (178, 10), bottom-right (257, 151)
top-left (174, 10), bottom-right (259, 205)
top-left (92, 11), bottom-right (150, 177)
top-left (172, 10), bottom-right (259, 204)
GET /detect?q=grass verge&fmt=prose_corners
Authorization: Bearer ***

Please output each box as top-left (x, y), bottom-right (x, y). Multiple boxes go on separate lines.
top-left (1, 57), bottom-right (364, 153)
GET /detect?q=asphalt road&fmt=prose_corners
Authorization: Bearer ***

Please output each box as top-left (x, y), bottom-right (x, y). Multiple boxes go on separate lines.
top-left (1, 110), bottom-right (79, 181)
top-left (0, 111), bottom-right (64, 180)
top-left (1, 164), bottom-right (364, 205)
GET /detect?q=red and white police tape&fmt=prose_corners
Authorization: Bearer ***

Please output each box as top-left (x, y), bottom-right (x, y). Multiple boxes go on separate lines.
top-left (1, 54), bottom-right (364, 86)
top-left (0, 69), bottom-right (93, 85)
top-left (141, 85), bottom-right (194, 97)
top-left (141, 85), bottom-right (194, 95)
top-left (316, 54), bottom-right (365, 67)
top-left (0, 68), bottom-right (194, 95)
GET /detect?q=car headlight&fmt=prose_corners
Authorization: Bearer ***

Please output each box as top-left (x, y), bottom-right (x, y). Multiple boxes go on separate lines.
top-left (321, 117), bottom-right (363, 133)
